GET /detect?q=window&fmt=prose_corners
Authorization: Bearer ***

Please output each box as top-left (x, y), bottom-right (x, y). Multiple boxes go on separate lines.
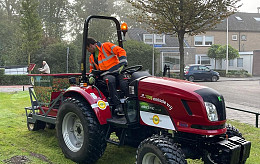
top-left (143, 34), bottom-right (165, 44)
top-left (229, 59), bottom-right (234, 66)
top-left (237, 58), bottom-right (243, 67)
top-left (155, 34), bottom-right (164, 44)
top-left (197, 55), bottom-right (211, 65)
top-left (144, 34), bottom-right (153, 43)
top-left (194, 36), bottom-right (214, 46)
top-left (232, 35), bottom-right (238, 41)
top-left (254, 17), bottom-right (260, 21)
top-left (199, 66), bottom-right (210, 71)
top-left (235, 16), bottom-right (243, 21)
top-left (241, 35), bottom-right (247, 41)
top-left (162, 52), bottom-right (180, 71)
top-left (194, 36), bottom-right (203, 45)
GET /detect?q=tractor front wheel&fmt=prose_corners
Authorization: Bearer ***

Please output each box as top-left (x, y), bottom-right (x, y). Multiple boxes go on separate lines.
top-left (136, 134), bottom-right (187, 164)
top-left (56, 97), bottom-right (107, 164)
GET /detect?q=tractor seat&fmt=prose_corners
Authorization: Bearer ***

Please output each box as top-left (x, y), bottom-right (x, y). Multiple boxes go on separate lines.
top-left (130, 71), bottom-right (151, 82)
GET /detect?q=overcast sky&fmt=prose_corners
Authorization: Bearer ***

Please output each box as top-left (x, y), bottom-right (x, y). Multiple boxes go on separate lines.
top-left (239, 0), bottom-right (260, 13)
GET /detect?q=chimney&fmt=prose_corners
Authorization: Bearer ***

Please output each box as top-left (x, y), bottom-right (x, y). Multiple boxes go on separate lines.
top-left (258, 7), bottom-right (260, 13)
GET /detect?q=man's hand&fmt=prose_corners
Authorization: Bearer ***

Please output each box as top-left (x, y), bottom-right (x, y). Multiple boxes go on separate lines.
top-left (89, 76), bottom-right (95, 85)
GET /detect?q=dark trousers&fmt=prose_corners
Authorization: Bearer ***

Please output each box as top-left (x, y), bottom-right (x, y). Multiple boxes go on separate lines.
top-left (102, 74), bottom-right (128, 106)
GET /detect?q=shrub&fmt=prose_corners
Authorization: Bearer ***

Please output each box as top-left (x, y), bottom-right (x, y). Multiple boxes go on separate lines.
top-left (0, 69), bottom-right (29, 85)
top-left (226, 69), bottom-right (252, 78)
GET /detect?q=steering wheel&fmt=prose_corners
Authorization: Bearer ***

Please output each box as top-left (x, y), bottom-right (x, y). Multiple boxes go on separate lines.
top-left (121, 65), bottom-right (143, 74)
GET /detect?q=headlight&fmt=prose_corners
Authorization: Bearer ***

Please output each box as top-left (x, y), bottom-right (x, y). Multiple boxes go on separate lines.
top-left (204, 102), bottom-right (218, 121)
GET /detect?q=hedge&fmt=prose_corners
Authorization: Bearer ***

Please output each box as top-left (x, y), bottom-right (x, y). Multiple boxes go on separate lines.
top-left (0, 68), bottom-right (30, 85)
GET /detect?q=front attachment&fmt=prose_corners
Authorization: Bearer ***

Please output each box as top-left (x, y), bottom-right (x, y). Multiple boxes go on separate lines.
top-left (203, 136), bottom-right (251, 164)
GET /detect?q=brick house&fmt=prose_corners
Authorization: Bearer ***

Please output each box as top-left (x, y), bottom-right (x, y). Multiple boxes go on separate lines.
top-left (127, 12), bottom-right (260, 75)
top-left (185, 12), bottom-right (260, 75)
top-left (126, 28), bottom-right (195, 75)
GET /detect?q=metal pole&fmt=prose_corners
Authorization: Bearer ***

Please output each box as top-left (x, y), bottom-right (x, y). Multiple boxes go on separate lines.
top-left (67, 47), bottom-right (69, 73)
top-left (152, 34), bottom-right (155, 76)
top-left (256, 114), bottom-right (259, 128)
top-left (226, 18), bottom-right (229, 74)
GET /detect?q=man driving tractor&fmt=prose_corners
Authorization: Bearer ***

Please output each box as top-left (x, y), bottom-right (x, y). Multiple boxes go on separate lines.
top-left (86, 37), bottom-right (128, 114)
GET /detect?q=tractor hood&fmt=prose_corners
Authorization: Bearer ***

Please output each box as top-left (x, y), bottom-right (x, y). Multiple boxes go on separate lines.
top-left (136, 76), bottom-right (226, 135)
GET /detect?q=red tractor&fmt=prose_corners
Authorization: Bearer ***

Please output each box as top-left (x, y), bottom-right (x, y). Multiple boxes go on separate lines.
top-left (25, 15), bottom-right (251, 164)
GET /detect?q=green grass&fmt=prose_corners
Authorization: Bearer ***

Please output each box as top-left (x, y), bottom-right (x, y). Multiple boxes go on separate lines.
top-left (0, 91), bottom-right (259, 164)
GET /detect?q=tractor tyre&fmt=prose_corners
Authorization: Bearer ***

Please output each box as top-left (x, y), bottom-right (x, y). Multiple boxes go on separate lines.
top-left (226, 124), bottom-right (243, 138)
top-left (136, 134), bottom-right (187, 164)
top-left (27, 120), bottom-right (46, 131)
top-left (56, 97), bottom-right (107, 164)
top-left (188, 76), bottom-right (194, 82)
top-left (202, 124), bottom-right (245, 164)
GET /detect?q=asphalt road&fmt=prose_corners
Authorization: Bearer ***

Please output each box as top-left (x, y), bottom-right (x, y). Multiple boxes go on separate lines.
top-left (196, 78), bottom-right (260, 127)
top-left (196, 79), bottom-right (260, 110)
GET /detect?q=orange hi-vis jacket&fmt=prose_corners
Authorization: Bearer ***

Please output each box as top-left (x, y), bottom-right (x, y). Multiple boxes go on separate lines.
top-left (89, 42), bottom-right (127, 73)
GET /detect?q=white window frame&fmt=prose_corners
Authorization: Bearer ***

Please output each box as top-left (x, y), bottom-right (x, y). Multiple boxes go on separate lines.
top-left (144, 34), bottom-right (166, 44)
top-left (232, 35), bottom-right (238, 41)
top-left (194, 36), bottom-right (214, 46)
top-left (196, 54), bottom-right (211, 65)
top-left (161, 52), bottom-right (180, 71)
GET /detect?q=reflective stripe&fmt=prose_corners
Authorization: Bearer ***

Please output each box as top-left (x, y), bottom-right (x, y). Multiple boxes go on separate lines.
top-left (111, 45), bottom-right (117, 53)
top-left (98, 54), bottom-right (115, 64)
top-left (102, 45), bottom-right (108, 58)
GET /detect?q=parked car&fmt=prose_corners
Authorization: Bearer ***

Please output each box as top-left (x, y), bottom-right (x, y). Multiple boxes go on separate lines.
top-left (184, 64), bottom-right (219, 82)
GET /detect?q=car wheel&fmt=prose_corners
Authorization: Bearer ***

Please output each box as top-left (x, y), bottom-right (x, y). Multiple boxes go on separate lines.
top-left (211, 75), bottom-right (218, 82)
top-left (188, 76), bottom-right (195, 82)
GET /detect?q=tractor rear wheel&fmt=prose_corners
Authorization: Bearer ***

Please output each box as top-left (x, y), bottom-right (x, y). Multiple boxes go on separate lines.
top-left (56, 97), bottom-right (107, 164)
top-left (136, 134), bottom-right (187, 164)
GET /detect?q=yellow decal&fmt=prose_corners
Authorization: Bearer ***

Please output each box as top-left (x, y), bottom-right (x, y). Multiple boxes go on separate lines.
top-left (97, 100), bottom-right (106, 110)
top-left (153, 115), bottom-right (160, 125)
top-left (30, 77), bottom-right (35, 86)
top-left (81, 63), bottom-right (84, 71)
top-left (145, 95), bottom-right (153, 100)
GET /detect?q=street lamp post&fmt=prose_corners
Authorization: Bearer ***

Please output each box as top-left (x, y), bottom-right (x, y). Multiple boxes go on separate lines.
top-left (226, 17), bottom-right (229, 74)
top-left (67, 47), bottom-right (69, 73)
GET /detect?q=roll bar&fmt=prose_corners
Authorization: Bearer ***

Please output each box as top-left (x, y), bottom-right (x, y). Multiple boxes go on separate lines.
top-left (81, 15), bottom-right (124, 82)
